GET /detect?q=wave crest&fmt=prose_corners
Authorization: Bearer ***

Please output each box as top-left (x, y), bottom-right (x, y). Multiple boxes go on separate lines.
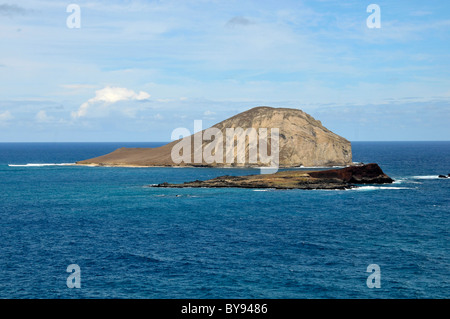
top-left (8, 163), bottom-right (75, 167)
top-left (412, 175), bottom-right (448, 180)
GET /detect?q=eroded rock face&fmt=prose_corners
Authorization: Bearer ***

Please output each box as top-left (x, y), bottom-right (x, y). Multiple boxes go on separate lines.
top-left (76, 106), bottom-right (352, 168)
top-left (210, 106), bottom-right (352, 167)
top-left (308, 163), bottom-right (394, 184)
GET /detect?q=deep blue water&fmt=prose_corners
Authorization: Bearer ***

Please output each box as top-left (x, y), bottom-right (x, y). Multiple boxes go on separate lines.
top-left (0, 142), bottom-right (448, 299)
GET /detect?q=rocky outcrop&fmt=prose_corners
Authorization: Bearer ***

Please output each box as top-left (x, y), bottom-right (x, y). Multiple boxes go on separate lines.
top-left (308, 163), bottom-right (394, 184)
top-left (76, 106), bottom-right (352, 168)
top-left (151, 164), bottom-right (393, 190)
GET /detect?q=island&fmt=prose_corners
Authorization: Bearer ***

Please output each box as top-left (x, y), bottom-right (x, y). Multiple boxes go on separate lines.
top-left (151, 163), bottom-right (394, 190)
top-left (76, 106), bottom-right (394, 190)
top-left (76, 106), bottom-right (352, 168)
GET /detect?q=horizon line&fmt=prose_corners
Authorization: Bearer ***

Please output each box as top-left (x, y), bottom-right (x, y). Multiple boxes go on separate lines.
top-left (0, 140), bottom-right (450, 143)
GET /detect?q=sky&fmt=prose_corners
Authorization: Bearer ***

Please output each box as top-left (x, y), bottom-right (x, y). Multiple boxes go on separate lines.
top-left (0, 0), bottom-right (449, 142)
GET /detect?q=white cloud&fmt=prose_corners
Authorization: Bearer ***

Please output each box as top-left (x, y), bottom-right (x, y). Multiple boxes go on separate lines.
top-left (156, 98), bottom-right (174, 103)
top-left (71, 86), bottom-right (151, 118)
top-left (35, 110), bottom-right (53, 123)
top-left (204, 110), bottom-right (215, 116)
top-left (0, 110), bottom-right (13, 122)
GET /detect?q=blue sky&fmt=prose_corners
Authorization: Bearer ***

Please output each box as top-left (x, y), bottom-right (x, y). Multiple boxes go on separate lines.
top-left (0, 0), bottom-right (449, 141)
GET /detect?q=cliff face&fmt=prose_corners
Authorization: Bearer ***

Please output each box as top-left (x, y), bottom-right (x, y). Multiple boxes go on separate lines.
top-left (76, 106), bottom-right (352, 167)
top-left (210, 106), bottom-right (352, 167)
top-left (307, 163), bottom-right (393, 184)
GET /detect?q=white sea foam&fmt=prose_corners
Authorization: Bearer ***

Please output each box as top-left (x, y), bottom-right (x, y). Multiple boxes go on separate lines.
top-left (351, 186), bottom-right (410, 191)
top-left (8, 163), bottom-right (75, 167)
top-left (412, 175), bottom-right (448, 180)
top-left (393, 178), bottom-right (423, 184)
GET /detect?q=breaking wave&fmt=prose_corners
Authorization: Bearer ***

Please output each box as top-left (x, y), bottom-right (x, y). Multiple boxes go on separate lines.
top-left (8, 163), bottom-right (75, 167)
top-left (412, 175), bottom-right (448, 180)
top-left (351, 186), bottom-right (411, 191)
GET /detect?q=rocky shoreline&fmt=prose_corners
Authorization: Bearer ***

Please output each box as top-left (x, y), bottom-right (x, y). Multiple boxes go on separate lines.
top-left (151, 163), bottom-right (394, 190)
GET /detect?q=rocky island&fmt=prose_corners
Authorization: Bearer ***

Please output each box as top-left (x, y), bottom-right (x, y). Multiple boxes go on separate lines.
top-left (76, 106), bottom-right (394, 190)
top-left (76, 106), bottom-right (352, 168)
top-left (152, 163), bottom-right (394, 190)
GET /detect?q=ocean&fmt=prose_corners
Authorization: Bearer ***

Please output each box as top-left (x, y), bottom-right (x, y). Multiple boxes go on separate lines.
top-left (0, 142), bottom-right (448, 298)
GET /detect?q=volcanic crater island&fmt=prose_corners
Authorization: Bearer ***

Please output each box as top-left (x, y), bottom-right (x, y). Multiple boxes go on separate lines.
top-left (77, 106), bottom-right (394, 189)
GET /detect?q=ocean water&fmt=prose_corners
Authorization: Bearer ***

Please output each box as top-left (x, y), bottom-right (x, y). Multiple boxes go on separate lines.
top-left (0, 141), bottom-right (448, 299)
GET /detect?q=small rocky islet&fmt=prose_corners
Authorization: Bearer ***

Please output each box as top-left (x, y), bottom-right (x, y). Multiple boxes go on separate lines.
top-left (151, 163), bottom-right (394, 190)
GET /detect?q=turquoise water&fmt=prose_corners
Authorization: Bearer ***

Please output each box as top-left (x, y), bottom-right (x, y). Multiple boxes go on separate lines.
top-left (0, 142), bottom-right (449, 298)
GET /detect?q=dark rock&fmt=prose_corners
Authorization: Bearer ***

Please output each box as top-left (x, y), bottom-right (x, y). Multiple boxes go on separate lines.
top-left (151, 163), bottom-right (393, 190)
top-left (155, 182), bottom-right (169, 187)
top-left (308, 163), bottom-right (394, 184)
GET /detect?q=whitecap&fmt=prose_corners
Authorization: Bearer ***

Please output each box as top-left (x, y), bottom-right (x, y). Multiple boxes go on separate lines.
top-left (394, 179), bottom-right (423, 185)
top-left (351, 186), bottom-right (410, 191)
top-left (412, 175), bottom-right (448, 180)
top-left (8, 163), bottom-right (75, 167)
